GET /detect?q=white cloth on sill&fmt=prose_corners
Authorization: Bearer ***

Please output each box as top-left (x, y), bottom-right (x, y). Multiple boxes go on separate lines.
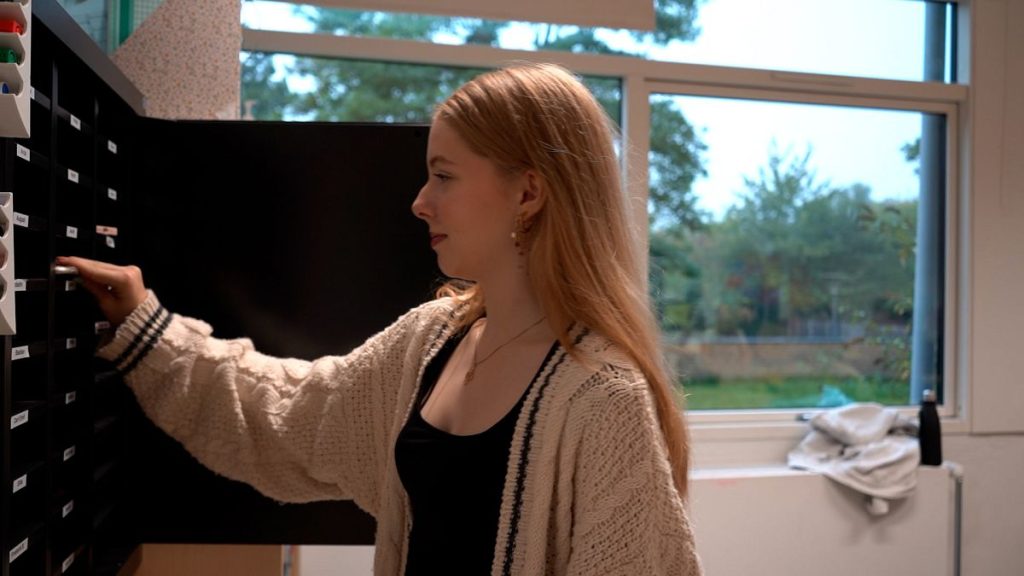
top-left (788, 402), bottom-right (920, 515)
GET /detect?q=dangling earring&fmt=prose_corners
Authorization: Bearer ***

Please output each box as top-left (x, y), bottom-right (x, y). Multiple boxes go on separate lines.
top-left (511, 213), bottom-right (531, 265)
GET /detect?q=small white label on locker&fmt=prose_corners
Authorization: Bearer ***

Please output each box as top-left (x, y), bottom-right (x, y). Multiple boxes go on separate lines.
top-left (62, 500), bottom-right (74, 518)
top-left (10, 410), bottom-right (28, 429)
top-left (70, 114), bottom-right (81, 130)
top-left (66, 226), bottom-right (78, 239)
top-left (108, 187), bottom-right (118, 200)
top-left (63, 552), bottom-right (75, 573)
top-left (16, 144), bottom-right (29, 161)
top-left (68, 169), bottom-right (79, 183)
top-left (66, 391), bottom-right (76, 404)
top-left (65, 280), bottom-right (76, 291)
top-left (9, 537), bottom-right (28, 562)
top-left (29, 86), bottom-right (34, 100)
top-left (14, 279), bottom-right (26, 291)
top-left (95, 320), bottom-right (110, 333)
top-left (108, 140), bottom-right (118, 154)
top-left (63, 446), bottom-right (76, 461)
top-left (106, 236), bottom-right (116, 249)
top-left (13, 212), bottom-right (28, 227)
top-left (11, 345), bottom-right (28, 360)
top-left (12, 474), bottom-right (26, 494)
top-left (66, 338), bottom-right (77, 350)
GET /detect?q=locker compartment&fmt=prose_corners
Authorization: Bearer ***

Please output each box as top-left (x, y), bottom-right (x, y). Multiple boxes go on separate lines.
top-left (13, 95), bottom-right (53, 171)
top-left (91, 460), bottom-right (121, 506)
top-left (9, 401), bottom-right (45, 466)
top-left (28, 93), bottom-right (52, 155)
top-left (55, 176), bottom-right (92, 234)
top-left (96, 139), bottom-right (123, 193)
top-left (53, 344), bottom-right (90, 392)
top-left (13, 285), bottom-right (47, 340)
top-left (7, 522), bottom-right (46, 576)
top-left (50, 483), bottom-right (81, 527)
top-left (95, 86), bottom-right (130, 152)
top-left (96, 189), bottom-right (123, 226)
top-left (89, 372), bottom-right (122, 424)
top-left (90, 415), bottom-right (121, 472)
top-left (52, 438), bottom-right (85, 495)
top-left (93, 229), bottom-right (121, 263)
top-left (10, 462), bottom-right (46, 533)
top-left (51, 498), bottom-right (87, 559)
top-left (50, 391), bottom-right (85, 452)
top-left (57, 114), bottom-right (92, 177)
top-left (55, 228), bottom-right (92, 260)
top-left (52, 543), bottom-right (87, 576)
top-left (15, 88), bottom-right (54, 155)
top-left (10, 345), bottom-right (46, 403)
top-left (55, 62), bottom-right (94, 128)
top-left (31, 19), bottom-right (53, 98)
top-left (54, 283), bottom-right (91, 339)
top-left (92, 505), bottom-right (131, 576)
top-left (11, 154), bottom-right (48, 219)
top-left (13, 225), bottom-right (49, 279)
top-left (90, 463), bottom-right (124, 545)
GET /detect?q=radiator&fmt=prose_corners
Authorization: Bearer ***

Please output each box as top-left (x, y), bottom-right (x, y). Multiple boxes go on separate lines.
top-left (689, 462), bottom-right (963, 576)
top-left (293, 464), bottom-right (964, 575)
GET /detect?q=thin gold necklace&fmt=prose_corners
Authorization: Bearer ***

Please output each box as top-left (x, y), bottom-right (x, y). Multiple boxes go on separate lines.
top-left (463, 315), bottom-right (547, 385)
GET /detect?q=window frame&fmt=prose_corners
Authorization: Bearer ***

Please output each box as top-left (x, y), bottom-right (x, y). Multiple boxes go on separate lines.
top-left (639, 82), bottom-right (961, 426)
top-left (240, 17), bottom-right (970, 459)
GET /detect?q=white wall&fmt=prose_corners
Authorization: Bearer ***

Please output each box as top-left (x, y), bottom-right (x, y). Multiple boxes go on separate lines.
top-left (952, 0), bottom-right (1024, 573)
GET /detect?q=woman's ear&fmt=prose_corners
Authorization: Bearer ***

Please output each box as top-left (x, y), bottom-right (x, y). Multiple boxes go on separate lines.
top-left (517, 169), bottom-right (546, 218)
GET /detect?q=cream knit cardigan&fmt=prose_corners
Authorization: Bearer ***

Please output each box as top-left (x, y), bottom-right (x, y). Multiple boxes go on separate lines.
top-left (97, 290), bottom-right (703, 576)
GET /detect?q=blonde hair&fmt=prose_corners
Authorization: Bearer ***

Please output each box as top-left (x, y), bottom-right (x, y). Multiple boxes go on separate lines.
top-left (433, 63), bottom-right (691, 499)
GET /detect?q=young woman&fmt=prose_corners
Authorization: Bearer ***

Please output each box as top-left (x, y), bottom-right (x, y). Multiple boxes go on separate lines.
top-left (58, 63), bottom-right (702, 575)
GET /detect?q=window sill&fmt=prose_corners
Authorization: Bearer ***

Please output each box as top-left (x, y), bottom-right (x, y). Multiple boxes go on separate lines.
top-left (688, 412), bottom-right (969, 471)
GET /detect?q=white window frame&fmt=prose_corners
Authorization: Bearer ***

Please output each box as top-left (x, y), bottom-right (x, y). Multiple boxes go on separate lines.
top-left (241, 20), bottom-right (970, 465)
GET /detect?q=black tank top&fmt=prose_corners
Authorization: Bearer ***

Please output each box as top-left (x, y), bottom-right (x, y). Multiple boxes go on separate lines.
top-left (394, 328), bottom-right (558, 576)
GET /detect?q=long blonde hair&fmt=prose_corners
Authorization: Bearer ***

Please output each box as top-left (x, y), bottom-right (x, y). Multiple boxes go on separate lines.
top-left (433, 63), bottom-right (691, 499)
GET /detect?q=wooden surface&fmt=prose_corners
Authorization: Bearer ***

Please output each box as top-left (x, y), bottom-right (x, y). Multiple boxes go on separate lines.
top-left (131, 544), bottom-right (282, 576)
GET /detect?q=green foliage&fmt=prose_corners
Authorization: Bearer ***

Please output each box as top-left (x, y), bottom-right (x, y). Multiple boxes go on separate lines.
top-left (240, 52), bottom-right (292, 120)
top-left (679, 376), bottom-right (910, 410)
top-left (649, 98), bottom-right (707, 229)
top-left (651, 146), bottom-right (917, 351)
top-left (240, 2), bottom-right (706, 222)
top-left (641, 0), bottom-right (704, 45)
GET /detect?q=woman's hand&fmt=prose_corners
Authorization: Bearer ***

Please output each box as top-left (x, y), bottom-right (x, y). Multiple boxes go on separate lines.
top-left (55, 256), bottom-right (149, 326)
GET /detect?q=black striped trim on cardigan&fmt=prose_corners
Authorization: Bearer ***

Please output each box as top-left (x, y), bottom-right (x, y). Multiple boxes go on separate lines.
top-left (114, 305), bottom-right (172, 375)
top-left (111, 303), bottom-right (167, 367)
top-left (501, 326), bottom-right (590, 576)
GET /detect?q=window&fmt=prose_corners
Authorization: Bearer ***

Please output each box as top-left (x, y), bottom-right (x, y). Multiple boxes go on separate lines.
top-left (242, 0), bottom-right (956, 82)
top-left (239, 0), bottom-right (963, 420)
top-left (57, 0), bottom-right (169, 53)
top-left (648, 94), bottom-right (948, 410)
top-left (239, 53), bottom-right (621, 125)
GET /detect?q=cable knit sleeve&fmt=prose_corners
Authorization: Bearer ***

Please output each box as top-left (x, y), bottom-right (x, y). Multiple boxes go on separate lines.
top-left (95, 289), bottom-right (436, 516)
top-left (567, 377), bottom-right (703, 576)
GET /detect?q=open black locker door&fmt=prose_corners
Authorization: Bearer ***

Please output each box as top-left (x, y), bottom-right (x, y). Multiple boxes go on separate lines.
top-left (125, 118), bottom-right (439, 544)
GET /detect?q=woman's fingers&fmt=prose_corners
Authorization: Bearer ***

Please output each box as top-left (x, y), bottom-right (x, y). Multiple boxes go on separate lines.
top-left (57, 256), bottom-right (132, 286)
top-left (55, 256), bottom-right (148, 326)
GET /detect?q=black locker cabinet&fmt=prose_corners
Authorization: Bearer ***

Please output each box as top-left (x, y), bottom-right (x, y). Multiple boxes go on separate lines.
top-left (3, 2), bottom-right (440, 575)
top-left (3, 3), bottom-right (141, 576)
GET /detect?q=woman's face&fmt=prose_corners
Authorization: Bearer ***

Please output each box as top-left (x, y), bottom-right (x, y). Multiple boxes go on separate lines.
top-left (411, 118), bottom-right (521, 281)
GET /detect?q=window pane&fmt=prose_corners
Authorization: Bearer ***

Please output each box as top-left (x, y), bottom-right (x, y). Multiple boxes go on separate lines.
top-left (242, 0), bottom-right (956, 83)
top-left (240, 52), bottom-right (622, 126)
top-left (649, 94), bottom-right (945, 410)
top-left (57, 0), bottom-right (169, 53)
top-left (58, 0), bottom-right (111, 50)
